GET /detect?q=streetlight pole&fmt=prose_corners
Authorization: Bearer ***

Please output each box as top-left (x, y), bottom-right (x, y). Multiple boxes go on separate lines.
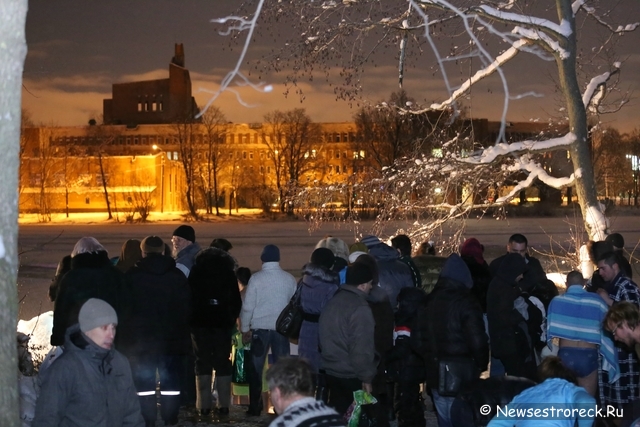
top-left (626, 154), bottom-right (639, 207)
top-left (153, 145), bottom-right (165, 213)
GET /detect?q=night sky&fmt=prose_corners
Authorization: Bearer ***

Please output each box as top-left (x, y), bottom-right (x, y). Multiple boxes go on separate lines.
top-left (22, 0), bottom-right (640, 132)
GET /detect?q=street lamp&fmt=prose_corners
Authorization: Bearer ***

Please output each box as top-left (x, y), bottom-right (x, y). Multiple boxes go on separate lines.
top-left (152, 145), bottom-right (165, 213)
top-left (626, 154), bottom-right (639, 206)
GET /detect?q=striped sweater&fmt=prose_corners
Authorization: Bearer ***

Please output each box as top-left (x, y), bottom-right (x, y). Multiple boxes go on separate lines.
top-left (269, 397), bottom-right (345, 427)
top-left (547, 285), bottom-right (619, 382)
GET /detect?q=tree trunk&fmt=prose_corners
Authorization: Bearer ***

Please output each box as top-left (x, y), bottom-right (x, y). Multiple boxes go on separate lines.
top-left (0, 1), bottom-right (28, 425)
top-left (97, 153), bottom-right (113, 219)
top-left (556, 0), bottom-right (605, 240)
top-left (213, 169), bottom-right (220, 216)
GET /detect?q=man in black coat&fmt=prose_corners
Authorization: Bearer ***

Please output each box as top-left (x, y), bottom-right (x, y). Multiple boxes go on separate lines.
top-left (51, 237), bottom-right (131, 347)
top-left (489, 233), bottom-right (546, 294)
top-left (122, 236), bottom-right (191, 427)
top-left (486, 253), bottom-right (537, 381)
top-left (413, 254), bottom-right (489, 427)
top-left (188, 246), bottom-right (242, 417)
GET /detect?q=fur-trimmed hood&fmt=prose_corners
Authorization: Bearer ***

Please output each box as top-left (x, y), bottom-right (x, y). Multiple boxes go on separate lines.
top-left (302, 263), bottom-right (340, 286)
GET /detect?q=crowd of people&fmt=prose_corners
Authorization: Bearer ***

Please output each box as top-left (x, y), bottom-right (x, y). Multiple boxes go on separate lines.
top-left (26, 226), bottom-right (639, 427)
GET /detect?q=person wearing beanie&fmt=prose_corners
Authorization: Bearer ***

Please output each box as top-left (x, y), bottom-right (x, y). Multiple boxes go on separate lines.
top-left (298, 248), bottom-right (340, 379)
top-left (318, 261), bottom-right (377, 415)
top-left (33, 299), bottom-right (145, 427)
top-left (51, 236), bottom-right (132, 347)
top-left (413, 254), bottom-right (488, 427)
top-left (315, 237), bottom-right (351, 282)
top-left (188, 246), bottom-right (242, 418)
top-left (120, 236), bottom-right (191, 426)
top-left (171, 224), bottom-right (201, 277)
top-left (239, 244), bottom-right (297, 416)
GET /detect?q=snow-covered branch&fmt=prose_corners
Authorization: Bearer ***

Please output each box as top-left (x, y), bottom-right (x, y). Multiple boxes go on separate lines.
top-left (581, 67), bottom-right (619, 112)
top-left (471, 4), bottom-right (572, 39)
top-left (459, 133), bottom-right (577, 164)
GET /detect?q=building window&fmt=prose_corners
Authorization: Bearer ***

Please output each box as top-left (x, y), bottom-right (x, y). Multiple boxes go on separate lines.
top-left (127, 196), bottom-right (133, 203)
top-left (126, 137), bottom-right (131, 145)
top-left (85, 197), bottom-right (91, 204)
top-left (359, 150), bottom-right (365, 159)
top-left (134, 138), bottom-right (139, 145)
top-left (152, 102), bottom-right (157, 111)
top-left (137, 102), bottom-right (142, 112)
top-left (335, 165), bottom-right (340, 173)
top-left (260, 166), bottom-right (264, 173)
top-left (229, 152), bottom-right (233, 160)
top-left (173, 151), bottom-right (179, 160)
top-left (250, 152), bottom-right (254, 159)
top-left (312, 149), bottom-right (316, 158)
top-left (159, 101), bottom-right (163, 112)
top-left (243, 151), bottom-right (247, 159)
top-left (335, 151), bottom-right (340, 159)
top-left (267, 166), bottom-right (271, 173)
top-left (335, 133), bottom-right (341, 142)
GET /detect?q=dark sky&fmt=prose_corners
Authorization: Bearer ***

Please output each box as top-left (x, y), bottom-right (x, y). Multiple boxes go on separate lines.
top-left (22, 0), bottom-right (640, 133)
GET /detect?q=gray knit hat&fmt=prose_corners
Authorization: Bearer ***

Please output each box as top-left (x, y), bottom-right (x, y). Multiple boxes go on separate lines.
top-left (79, 298), bottom-right (118, 333)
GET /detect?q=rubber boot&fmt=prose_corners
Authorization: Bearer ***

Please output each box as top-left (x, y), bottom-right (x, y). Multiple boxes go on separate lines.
top-left (138, 395), bottom-right (157, 425)
top-left (195, 375), bottom-right (212, 416)
top-left (215, 375), bottom-right (231, 414)
top-left (160, 393), bottom-right (181, 425)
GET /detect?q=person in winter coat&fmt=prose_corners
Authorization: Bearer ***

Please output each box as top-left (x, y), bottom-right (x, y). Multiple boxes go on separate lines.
top-left (387, 286), bottom-right (428, 427)
top-left (354, 253), bottom-right (395, 427)
top-left (361, 235), bottom-right (413, 310)
top-left (240, 244), bottom-right (297, 416)
top-left (486, 253), bottom-right (536, 380)
top-left (460, 238), bottom-right (491, 314)
top-left (489, 233), bottom-right (546, 294)
top-left (413, 254), bottom-right (489, 427)
top-left (51, 237), bottom-right (131, 347)
top-left (319, 262), bottom-right (378, 415)
top-left (33, 298), bottom-right (144, 427)
top-left (120, 236), bottom-right (191, 427)
top-left (171, 225), bottom-right (201, 277)
top-left (391, 234), bottom-right (422, 288)
top-left (115, 239), bottom-right (142, 273)
top-left (189, 246), bottom-right (242, 417)
top-left (298, 248), bottom-right (340, 374)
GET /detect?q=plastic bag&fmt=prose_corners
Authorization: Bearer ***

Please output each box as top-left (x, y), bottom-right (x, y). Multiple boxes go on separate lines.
top-left (345, 390), bottom-right (378, 427)
top-left (231, 333), bottom-right (248, 384)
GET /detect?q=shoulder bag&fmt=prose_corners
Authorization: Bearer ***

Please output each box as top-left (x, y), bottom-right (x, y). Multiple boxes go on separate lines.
top-left (276, 282), bottom-right (303, 340)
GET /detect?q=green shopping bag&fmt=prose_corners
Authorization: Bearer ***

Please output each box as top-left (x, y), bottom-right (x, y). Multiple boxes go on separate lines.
top-left (345, 390), bottom-right (378, 427)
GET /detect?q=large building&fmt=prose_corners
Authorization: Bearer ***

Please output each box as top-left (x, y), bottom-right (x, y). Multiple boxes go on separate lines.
top-left (19, 45), bottom-right (573, 216)
top-left (103, 44), bottom-right (199, 125)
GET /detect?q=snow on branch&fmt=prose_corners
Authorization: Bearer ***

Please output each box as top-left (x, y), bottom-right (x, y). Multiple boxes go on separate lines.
top-left (582, 67), bottom-right (619, 111)
top-left (511, 26), bottom-right (570, 59)
top-left (472, 5), bottom-right (572, 38)
top-left (459, 133), bottom-right (577, 164)
top-left (496, 157), bottom-right (576, 203)
top-left (425, 39), bottom-right (528, 112)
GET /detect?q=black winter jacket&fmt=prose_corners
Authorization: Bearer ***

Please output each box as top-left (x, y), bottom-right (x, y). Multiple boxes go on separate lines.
top-left (188, 247), bottom-right (242, 330)
top-left (368, 243), bottom-right (413, 309)
top-left (413, 277), bottom-right (489, 388)
top-left (51, 251), bottom-right (131, 347)
top-left (486, 253), bottom-right (527, 358)
top-left (120, 254), bottom-right (191, 356)
top-left (462, 255), bottom-right (491, 313)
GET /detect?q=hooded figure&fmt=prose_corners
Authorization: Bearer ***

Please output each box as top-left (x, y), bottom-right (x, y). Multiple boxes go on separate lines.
top-left (460, 238), bottom-right (492, 314)
top-left (486, 253), bottom-right (536, 380)
top-left (298, 248), bottom-right (340, 373)
top-left (362, 235), bottom-right (413, 309)
top-left (412, 254), bottom-right (489, 427)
